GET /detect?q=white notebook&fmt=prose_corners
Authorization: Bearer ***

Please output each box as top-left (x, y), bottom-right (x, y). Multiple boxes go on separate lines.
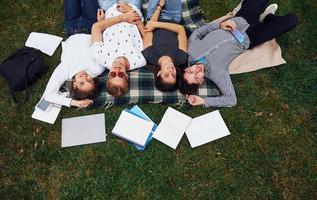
top-left (31, 98), bottom-right (61, 124)
top-left (153, 107), bottom-right (230, 149)
top-left (61, 113), bottom-right (106, 147)
top-left (112, 110), bottom-right (155, 147)
top-left (25, 32), bottom-right (63, 56)
top-left (153, 107), bottom-right (192, 149)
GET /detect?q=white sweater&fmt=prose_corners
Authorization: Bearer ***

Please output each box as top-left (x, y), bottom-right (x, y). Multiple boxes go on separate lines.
top-left (43, 34), bottom-right (104, 107)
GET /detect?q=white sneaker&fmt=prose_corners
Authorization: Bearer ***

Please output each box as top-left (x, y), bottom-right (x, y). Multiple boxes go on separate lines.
top-left (232, 0), bottom-right (243, 15)
top-left (259, 4), bottom-right (278, 22)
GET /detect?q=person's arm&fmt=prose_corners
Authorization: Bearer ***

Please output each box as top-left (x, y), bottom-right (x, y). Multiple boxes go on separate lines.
top-left (43, 63), bottom-right (73, 107)
top-left (188, 20), bottom-right (223, 42)
top-left (203, 71), bottom-right (237, 107)
top-left (186, 70), bottom-right (237, 107)
top-left (136, 20), bottom-right (145, 38)
top-left (117, 2), bottom-right (145, 38)
top-left (43, 63), bottom-right (93, 108)
top-left (143, 0), bottom-right (165, 48)
top-left (91, 10), bottom-right (141, 44)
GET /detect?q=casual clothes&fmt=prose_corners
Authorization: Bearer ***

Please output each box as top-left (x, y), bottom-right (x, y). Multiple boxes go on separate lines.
top-left (142, 0), bottom-right (187, 69)
top-left (147, 0), bottom-right (182, 23)
top-left (236, 0), bottom-right (298, 48)
top-left (188, 0), bottom-right (298, 107)
top-left (43, 0), bottom-right (100, 107)
top-left (142, 28), bottom-right (188, 67)
top-left (91, 4), bottom-right (146, 70)
top-left (64, 0), bottom-right (99, 36)
top-left (44, 34), bottom-right (103, 107)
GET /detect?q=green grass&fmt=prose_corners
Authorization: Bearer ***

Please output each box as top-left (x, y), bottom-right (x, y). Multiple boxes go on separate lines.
top-left (0, 0), bottom-right (316, 199)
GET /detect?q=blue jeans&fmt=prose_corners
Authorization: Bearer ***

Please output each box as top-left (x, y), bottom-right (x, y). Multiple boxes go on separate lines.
top-left (64, 0), bottom-right (99, 36)
top-left (147, 0), bottom-right (182, 23)
top-left (98, 0), bottom-right (142, 11)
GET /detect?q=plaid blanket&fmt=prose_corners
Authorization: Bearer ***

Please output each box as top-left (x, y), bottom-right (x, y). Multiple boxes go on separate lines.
top-left (92, 0), bottom-right (219, 108)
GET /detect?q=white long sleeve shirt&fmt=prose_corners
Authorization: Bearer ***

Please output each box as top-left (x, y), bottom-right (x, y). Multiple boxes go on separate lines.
top-left (43, 34), bottom-right (104, 107)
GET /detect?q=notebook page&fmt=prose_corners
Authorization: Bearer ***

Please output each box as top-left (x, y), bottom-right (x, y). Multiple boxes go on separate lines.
top-left (153, 107), bottom-right (192, 149)
top-left (25, 32), bottom-right (63, 56)
top-left (186, 110), bottom-right (231, 148)
top-left (112, 111), bottom-right (154, 146)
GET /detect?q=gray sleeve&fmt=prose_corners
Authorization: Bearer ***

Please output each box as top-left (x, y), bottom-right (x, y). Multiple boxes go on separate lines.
top-left (188, 20), bottom-right (221, 42)
top-left (203, 70), bottom-right (237, 107)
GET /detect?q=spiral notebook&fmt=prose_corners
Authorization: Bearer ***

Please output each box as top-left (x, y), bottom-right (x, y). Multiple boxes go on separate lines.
top-left (112, 110), bottom-right (155, 147)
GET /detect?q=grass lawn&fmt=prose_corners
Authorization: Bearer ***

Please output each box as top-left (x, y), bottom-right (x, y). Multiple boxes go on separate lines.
top-left (0, 0), bottom-right (316, 199)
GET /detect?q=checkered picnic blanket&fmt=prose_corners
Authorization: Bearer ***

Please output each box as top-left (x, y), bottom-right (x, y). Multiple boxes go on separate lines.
top-left (92, 0), bottom-right (219, 108)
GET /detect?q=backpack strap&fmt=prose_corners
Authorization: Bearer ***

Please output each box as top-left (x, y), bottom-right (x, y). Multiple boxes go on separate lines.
top-left (10, 56), bottom-right (35, 104)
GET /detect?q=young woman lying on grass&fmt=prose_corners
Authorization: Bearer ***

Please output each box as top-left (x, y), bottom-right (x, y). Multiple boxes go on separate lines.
top-left (43, 0), bottom-right (142, 108)
top-left (142, 0), bottom-right (188, 91)
top-left (178, 0), bottom-right (298, 107)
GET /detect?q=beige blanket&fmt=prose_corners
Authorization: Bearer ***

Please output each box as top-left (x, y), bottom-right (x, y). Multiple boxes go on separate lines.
top-left (213, 13), bottom-right (286, 75)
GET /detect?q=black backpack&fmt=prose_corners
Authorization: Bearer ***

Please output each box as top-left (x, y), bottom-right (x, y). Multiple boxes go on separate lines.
top-left (0, 46), bottom-right (48, 103)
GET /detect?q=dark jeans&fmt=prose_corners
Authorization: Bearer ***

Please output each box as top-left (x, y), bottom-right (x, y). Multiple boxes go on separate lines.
top-left (64, 0), bottom-right (99, 36)
top-left (236, 0), bottom-right (298, 48)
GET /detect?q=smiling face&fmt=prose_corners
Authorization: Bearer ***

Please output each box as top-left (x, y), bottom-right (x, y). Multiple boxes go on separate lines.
top-left (157, 56), bottom-right (177, 84)
top-left (158, 62), bottom-right (177, 84)
top-left (183, 63), bottom-right (205, 85)
top-left (108, 56), bottom-right (129, 88)
top-left (73, 71), bottom-right (95, 92)
top-left (106, 57), bottom-right (129, 97)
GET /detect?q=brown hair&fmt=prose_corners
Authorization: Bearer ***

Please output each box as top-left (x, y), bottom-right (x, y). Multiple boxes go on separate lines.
top-left (177, 69), bottom-right (199, 95)
top-left (68, 78), bottom-right (98, 100)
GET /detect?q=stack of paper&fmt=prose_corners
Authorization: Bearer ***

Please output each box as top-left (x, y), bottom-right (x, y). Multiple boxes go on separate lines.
top-left (112, 106), bottom-right (156, 149)
top-left (153, 107), bottom-right (231, 149)
top-left (31, 98), bottom-right (61, 124)
top-left (125, 105), bottom-right (156, 150)
top-left (61, 113), bottom-right (106, 147)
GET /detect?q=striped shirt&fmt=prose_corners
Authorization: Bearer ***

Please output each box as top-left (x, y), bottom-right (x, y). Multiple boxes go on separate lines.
top-left (188, 17), bottom-right (250, 107)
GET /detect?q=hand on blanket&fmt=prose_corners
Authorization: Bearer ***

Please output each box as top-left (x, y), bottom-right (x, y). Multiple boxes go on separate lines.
top-left (97, 9), bottom-right (105, 22)
top-left (220, 19), bottom-right (237, 31)
top-left (186, 95), bottom-right (205, 106)
top-left (70, 99), bottom-right (93, 108)
top-left (117, 2), bottom-right (134, 13)
top-left (123, 11), bottom-right (140, 24)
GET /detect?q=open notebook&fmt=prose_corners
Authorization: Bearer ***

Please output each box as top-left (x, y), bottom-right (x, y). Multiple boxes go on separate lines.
top-left (112, 110), bottom-right (155, 148)
top-left (153, 107), bottom-right (231, 149)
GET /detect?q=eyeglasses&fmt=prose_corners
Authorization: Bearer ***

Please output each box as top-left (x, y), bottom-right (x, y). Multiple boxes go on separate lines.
top-left (108, 71), bottom-right (127, 79)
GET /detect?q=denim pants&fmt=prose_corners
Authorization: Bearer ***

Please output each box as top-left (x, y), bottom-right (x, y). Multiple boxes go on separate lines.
top-left (98, 0), bottom-right (142, 11)
top-left (147, 0), bottom-right (182, 23)
top-left (235, 0), bottom-right (298, 48)
top-left (64, 0), bottom-right (99, 36)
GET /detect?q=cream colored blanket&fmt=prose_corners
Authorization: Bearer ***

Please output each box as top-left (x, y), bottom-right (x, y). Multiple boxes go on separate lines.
top-left (213, 13), bottom-right (286, 75)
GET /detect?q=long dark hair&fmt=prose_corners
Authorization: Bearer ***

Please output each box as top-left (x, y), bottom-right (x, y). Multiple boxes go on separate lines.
top-left (67, 77), bottom-right (99, 100)
top-left (153, 64), bottom-right (181, 92)
top-left (177, 68), bottom-right (199, 95)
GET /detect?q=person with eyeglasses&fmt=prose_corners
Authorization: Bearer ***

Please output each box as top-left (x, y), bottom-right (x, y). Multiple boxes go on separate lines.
top-left (91, 1), bottom-right (146, 97)
top-left (178, 0), bottom-right (298, 107)
top-left (43, 0), bottom-right (143, 108)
